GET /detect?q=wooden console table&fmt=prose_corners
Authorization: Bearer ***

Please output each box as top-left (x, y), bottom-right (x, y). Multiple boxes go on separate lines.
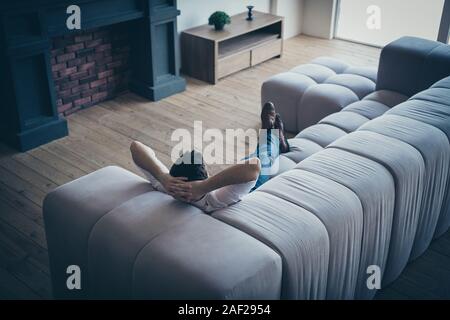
top-left (181, 11), bottom-right (284, 84)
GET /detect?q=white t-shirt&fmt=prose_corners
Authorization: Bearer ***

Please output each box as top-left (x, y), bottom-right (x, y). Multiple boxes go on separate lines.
top-left (136, 163), bottom-right (256, 213)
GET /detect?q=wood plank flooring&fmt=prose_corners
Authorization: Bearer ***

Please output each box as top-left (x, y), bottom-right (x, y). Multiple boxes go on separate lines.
top-left (0, 35), bottom-right (448, 299)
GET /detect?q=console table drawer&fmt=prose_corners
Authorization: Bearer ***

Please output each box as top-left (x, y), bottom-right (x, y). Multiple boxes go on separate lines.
top-left (251, 39), bottom-right (282, 66)
top-left (217, 51), bottom-right (251, 79)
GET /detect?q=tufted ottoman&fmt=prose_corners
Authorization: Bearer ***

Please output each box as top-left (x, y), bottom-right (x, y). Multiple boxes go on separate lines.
top-left (261, 57), bottom-right (378, 133)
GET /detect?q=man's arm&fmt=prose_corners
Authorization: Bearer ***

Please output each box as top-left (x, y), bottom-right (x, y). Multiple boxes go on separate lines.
top-left (130, 141), bottom-right (188, 196)
top-left (181, 158), bottom-right (261, 202)
top-left (130, 141), bottom-right (167, 180)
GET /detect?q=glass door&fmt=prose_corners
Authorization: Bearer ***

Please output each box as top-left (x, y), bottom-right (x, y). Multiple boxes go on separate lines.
top-left (334, 0), bottom-right (447, 47)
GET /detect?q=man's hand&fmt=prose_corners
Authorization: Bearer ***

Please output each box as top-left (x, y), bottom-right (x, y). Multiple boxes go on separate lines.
top-left (159, 174), bottom-right (191, 201)
top-left (184, 180), bottom-right (208, 202)
top-left (160, 174), bottom-right (208, 203)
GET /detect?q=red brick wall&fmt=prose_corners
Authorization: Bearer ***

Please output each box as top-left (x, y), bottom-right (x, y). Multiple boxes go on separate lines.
top-left (50, 24), bottom-right (130, 116)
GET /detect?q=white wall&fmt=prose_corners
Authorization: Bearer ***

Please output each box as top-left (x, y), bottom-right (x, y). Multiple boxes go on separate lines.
top-left (272, 0), bottom-right (304, 39)
top-left (302, 0), bottom-right (336, 39)
top-left (177, 0), bottom-right (272, 32)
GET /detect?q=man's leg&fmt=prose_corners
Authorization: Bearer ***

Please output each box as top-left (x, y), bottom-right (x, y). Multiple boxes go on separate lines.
top-left (251, 130), bottom-right (281, 190)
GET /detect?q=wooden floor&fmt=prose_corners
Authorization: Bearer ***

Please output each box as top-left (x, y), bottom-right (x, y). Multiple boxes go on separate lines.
top-left (0, 35), bottom-right (449, 300)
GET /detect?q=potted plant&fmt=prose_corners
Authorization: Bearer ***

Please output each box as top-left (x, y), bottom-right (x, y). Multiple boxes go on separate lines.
top-left (208, 11), bottom-right (231, 31)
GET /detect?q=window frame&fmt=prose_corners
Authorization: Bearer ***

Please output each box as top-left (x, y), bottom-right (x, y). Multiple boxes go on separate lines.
top-left (438, 0), bottom-right (450, 43)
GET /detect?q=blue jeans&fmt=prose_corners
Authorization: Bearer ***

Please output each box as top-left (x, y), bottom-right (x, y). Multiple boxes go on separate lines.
top-left (248, 129), bottom-right (280, 191)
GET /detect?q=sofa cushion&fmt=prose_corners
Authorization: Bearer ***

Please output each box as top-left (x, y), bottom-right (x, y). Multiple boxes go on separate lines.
top-left (273, 154), bottom-right (297, 177)
top-left (342, 100), bottom-right (391, 119)
top-left (297, 84), bottom-right (359, 130)
top-left (431, 76), bottom-right (450, 89)
top-left (283, 138), bottom-right (324, 163)
top-left (363, 90), bottom-right (409, 107)
top-left (88, 192), bottom-right (282, 299)
top-left (360, 115), bottom-right (450, 260)
top-left (132, 213), bottom-right (281, 299)
top-left (44, 167), bottom-right (283, 299)
top-left (343, 66), bottom-right (378, 83)
top-left (386, 89), bottom-right (450, 238)
top-left (262, 57), bottom-right (378, 132)
top-left (387, 99), bottom-right (450, 141)
top-left (256, 170), bottom-right (363, 299)
top-left (411, 87), bottom-right (450, 106)
top-left (43, 166), bottom-right (153, 298)
top-left (325, 74), bottom-right (376, 99)
top-left (296, 123), bottom-right (347, 148)
top-left (290, 63), bottom-right (337, 83)
top-left (213, 191), bottom-right (330, 299)
top-left (297, 148), bottom-right (395, 300)
top-left (319, 111), bottom-right (370, 133)
top-left (267, 88), bottom-right (407, 184)
top-left (329, 131), bottom-right (425, 286)
top-left (311, 57), bottom-right (350, 73)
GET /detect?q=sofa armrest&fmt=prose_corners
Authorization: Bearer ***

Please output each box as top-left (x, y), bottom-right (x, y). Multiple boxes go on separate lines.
top-left (43, 166), bottom-right (153, 298)
top-left (376, 36), bottom-right (445, 97)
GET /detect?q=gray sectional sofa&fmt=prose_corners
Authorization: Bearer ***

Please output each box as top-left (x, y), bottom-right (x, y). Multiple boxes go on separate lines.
top-left (43, 37), bottom-right (450, 299)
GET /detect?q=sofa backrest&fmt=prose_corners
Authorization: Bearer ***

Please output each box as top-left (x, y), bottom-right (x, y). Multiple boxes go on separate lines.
top-left (377, 36), bottom-right (450, 97)
top-left (214, 74), bottom-right (450, 300)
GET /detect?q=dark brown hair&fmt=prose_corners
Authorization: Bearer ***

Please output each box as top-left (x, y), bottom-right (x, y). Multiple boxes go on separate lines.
top-left (169, 150), bottom-right (208, 181)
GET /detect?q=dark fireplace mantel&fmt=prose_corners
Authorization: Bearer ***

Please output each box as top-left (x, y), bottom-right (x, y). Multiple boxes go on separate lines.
top-left (0, 0), bottom-right (186, 151)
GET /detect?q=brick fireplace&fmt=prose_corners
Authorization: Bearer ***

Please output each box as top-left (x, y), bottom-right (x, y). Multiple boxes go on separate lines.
top-left (0, 0), bottom-right (185, 152)
top-left (51, 24), bottom-right (131, 116)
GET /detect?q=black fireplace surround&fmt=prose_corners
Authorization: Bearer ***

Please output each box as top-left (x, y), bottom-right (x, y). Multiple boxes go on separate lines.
top-left (0, 0), bottom-right (186, 151)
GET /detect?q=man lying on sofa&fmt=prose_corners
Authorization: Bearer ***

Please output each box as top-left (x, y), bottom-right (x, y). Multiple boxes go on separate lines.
top-left (129, 102), bottom-right (290, 213)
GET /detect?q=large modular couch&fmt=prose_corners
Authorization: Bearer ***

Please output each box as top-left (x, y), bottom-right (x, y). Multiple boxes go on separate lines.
top-left (44, 37), bottom-right (450, 299)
